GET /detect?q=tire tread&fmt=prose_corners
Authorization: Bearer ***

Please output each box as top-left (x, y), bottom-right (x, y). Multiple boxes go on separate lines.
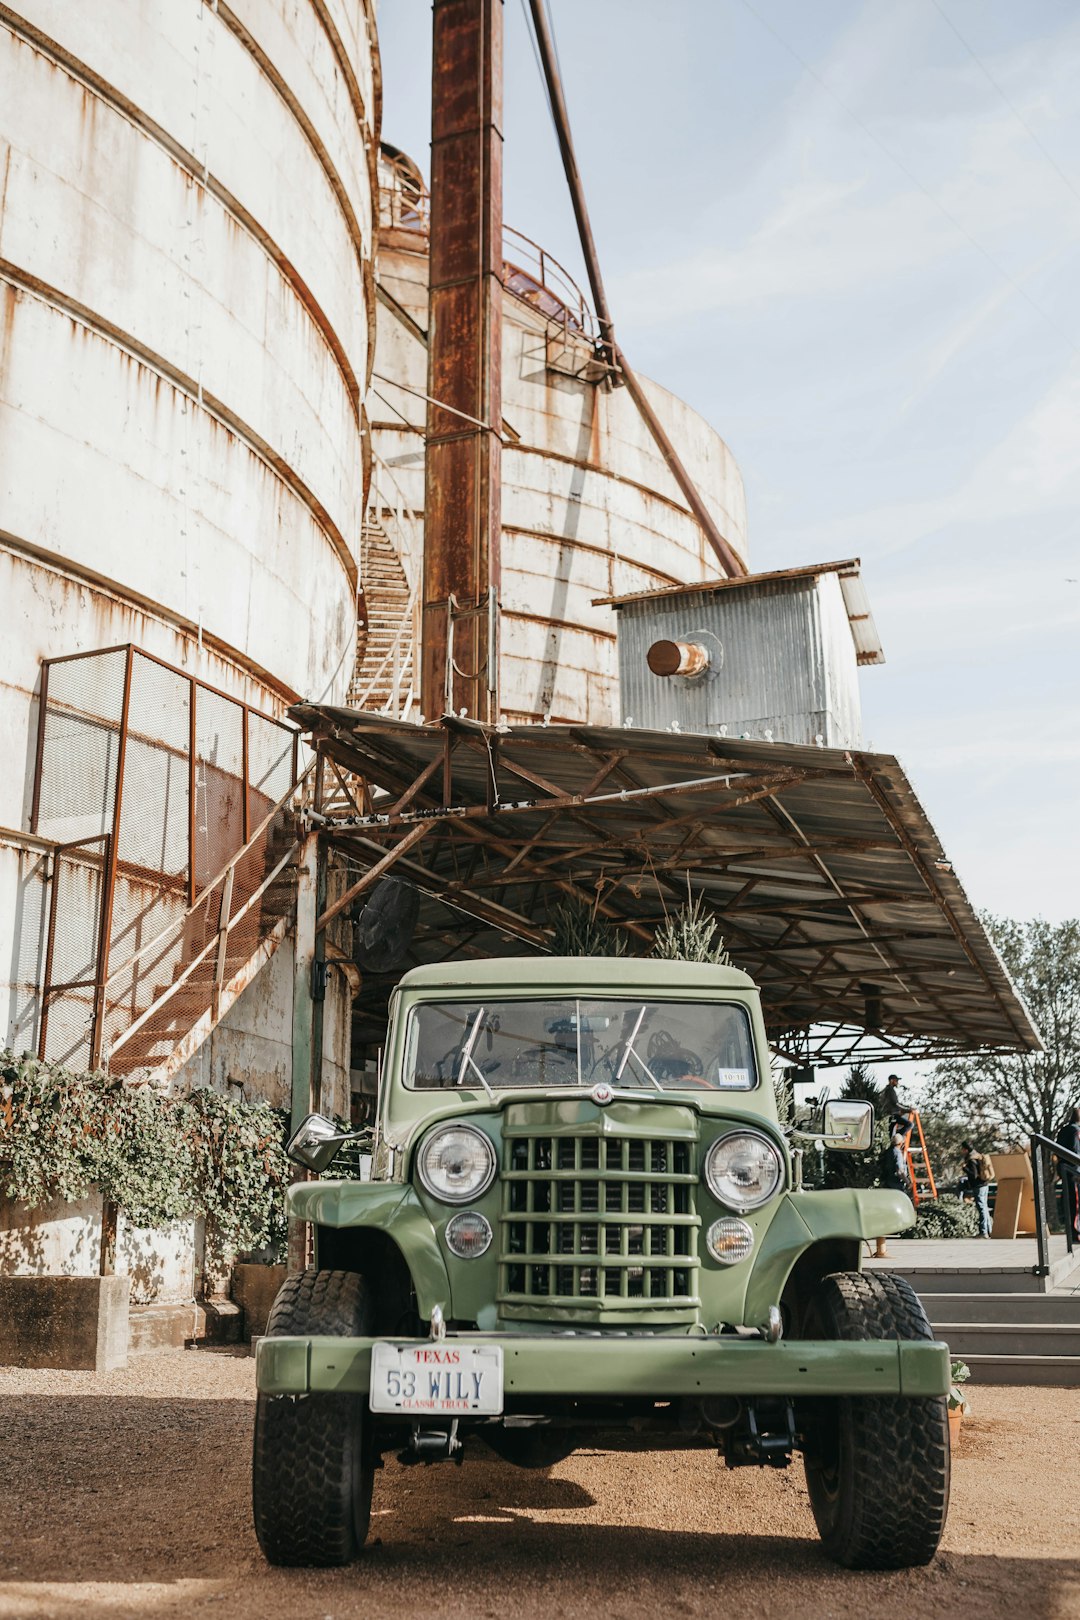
top-left (804, 1270), bottom-right (950, 1570)
top-left (252, 1269), bottom-right (374, 1568)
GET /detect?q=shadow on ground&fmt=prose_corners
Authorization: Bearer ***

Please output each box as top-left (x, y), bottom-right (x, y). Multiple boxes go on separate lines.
top-left (0, 1392), bottom-right (1074, 1620)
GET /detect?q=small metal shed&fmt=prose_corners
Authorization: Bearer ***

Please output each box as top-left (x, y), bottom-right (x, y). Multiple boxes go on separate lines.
top-left (597, 560), bottom-right (884, 748)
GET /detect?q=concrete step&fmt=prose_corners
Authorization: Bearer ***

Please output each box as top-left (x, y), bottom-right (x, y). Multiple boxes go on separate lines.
top-left (958, 1353), bottom-right (1080, 1387)
top-left (128, 1299), bottom-right (243, 1355)
top-left (924, 1292), bottom-right (1080, 1324)
top-left (933, 1322), bottom-right (1080, 1357)
top-left (881, 1254), bottom-right (1080, 1294)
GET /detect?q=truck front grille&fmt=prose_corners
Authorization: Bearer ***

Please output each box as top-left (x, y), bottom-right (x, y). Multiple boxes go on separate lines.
top-left (498, 1134), bottom-right (700, 1310)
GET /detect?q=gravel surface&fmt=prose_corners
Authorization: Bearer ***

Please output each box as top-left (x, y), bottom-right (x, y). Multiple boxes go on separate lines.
top-left (0, 1349), bottom-right (1076, 1620)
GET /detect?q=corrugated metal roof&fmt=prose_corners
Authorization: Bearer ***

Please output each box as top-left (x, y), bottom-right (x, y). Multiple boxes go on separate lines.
top-left (295, 706), bottom-right (1039, 1066)
top-left (594, 558), bottom-right (885, 667)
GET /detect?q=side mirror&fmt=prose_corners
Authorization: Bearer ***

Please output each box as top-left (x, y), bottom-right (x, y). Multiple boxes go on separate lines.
top-left (821, 1099), bottom-right (874, 1151)
top-left (286, 1112), bottom-right (356, 1174)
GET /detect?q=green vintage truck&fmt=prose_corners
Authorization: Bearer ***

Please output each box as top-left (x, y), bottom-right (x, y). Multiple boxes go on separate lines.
top-left (253, 957), bottom-right (950, 1570)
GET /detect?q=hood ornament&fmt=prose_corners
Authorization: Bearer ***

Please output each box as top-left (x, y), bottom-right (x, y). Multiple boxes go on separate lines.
top-left (590, 1082), bottom-right (614, 1106)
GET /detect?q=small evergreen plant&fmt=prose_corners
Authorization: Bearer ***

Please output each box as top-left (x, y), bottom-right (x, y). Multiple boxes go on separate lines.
top-left (551, 896), bottom-right (627, 957)
top-left (650, 891), bottom-right (731, 965)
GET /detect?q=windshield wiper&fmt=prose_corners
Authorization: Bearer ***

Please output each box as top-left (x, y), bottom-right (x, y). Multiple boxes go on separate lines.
top-left (456, 1008), bottom-right (495, 1101)
top-left (615, 1006), bottom-right (663, 1091)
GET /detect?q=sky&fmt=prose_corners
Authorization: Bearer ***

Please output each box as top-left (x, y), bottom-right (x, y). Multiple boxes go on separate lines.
top-left (375, 0), bottom-right (1080, 930)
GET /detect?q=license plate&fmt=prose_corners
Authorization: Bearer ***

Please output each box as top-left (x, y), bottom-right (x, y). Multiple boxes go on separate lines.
top-left (369, 1341), bottom-right (504, 1415)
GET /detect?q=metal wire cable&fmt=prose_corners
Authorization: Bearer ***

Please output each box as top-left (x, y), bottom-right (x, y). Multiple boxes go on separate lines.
top-left (930, 0), bottom-right (1080, 215)
top-left (735, 0), bottom-right (1080, 358)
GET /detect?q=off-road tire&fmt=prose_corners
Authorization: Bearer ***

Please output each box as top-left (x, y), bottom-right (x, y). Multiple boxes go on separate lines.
top-left (802, 1271), bottom-right (950, 1570)
top-left (252, 1269), bottom-right (375, 1567)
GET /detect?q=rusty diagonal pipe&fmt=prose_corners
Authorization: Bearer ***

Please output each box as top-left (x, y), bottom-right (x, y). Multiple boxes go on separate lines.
top-left (526, 0), bottom-right (746, 578)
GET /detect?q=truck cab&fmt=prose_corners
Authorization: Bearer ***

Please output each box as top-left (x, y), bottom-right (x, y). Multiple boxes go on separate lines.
top-left (253, 957), bottom-right (950, 1571)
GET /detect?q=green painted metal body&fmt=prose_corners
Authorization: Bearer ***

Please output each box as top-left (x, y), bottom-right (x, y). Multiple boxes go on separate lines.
top-left (276, 958), bottom-right (925, 1403)
top-left (257, 1333), bottom-right (950, 1399)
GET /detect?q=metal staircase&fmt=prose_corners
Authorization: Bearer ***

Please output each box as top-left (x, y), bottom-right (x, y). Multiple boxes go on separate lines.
top-left (103, 781), bottom-right (305, 1078)
top-left (350, 451), bottom-right (418, 720)
top-left (33, 644), bottom-right (305, 1081)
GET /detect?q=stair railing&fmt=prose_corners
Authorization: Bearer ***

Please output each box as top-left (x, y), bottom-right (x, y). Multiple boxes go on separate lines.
top-left (354, 451), bottom-right (419, 720)
top-left (1029, 1132), bottom-right (1080, 1276)
top-left (102, 762), bottom-right (313, 1070)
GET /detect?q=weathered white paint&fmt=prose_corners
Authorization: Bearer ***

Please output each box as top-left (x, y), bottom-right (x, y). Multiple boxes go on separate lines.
top-left (371, 153), bottom-right (748, 725)
top-left (0, 0), bottom-right (374, 1156)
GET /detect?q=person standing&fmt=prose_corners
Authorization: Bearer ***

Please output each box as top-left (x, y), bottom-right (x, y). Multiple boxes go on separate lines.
top-left (881, 1073), bottom-right (914, 1144)
top-left (1056, 1106), bottom-right (1080, 1241)
top-left (960, 1140), bottom-right (993, 1239)
top-left (873, 1129), bottom-right (913, 1261)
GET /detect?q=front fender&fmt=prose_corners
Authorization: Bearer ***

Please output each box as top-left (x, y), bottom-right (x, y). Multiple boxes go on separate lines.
top-left (288, 1180), bottom-right (452, 1320)
top-left (743, 1187), bottom-right (914, 1326)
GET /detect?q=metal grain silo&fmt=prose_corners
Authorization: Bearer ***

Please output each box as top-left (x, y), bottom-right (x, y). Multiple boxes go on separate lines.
top-left (0, 1), bottom-right (379, 1079)
top-left (360, 146), bottom-right (748, 725)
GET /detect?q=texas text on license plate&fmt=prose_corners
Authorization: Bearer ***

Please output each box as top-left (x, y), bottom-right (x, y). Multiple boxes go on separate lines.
top-left (369, 1341), bottom-right (504, 1414)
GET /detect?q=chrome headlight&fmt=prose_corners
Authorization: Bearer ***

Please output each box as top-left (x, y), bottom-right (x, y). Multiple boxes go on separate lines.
top-left (704, 1130), bottom-right (783, 1212)
top-left (417, 1124), bottom-right (496, 1204)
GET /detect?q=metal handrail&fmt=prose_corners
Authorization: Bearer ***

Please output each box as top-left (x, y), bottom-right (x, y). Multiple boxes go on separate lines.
top-left (352, 577), bottom-right (419, 717)
top-left (356, 452), bottom-right (418, 718)
top-left (376, 180), bottom-right (598, 345)
top-left (106, 837), bottom-right (300, 1061)
top-left (1030, 1132), bottom-right (1080, 1267)
top-left (99, 760), bottom-right (313, 996)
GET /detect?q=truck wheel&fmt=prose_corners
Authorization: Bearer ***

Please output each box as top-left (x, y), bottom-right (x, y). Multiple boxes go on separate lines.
top-left (801, 1271), bottom-right (949, 1570)
top-left (252, 1268), bottom-right (375, 1567)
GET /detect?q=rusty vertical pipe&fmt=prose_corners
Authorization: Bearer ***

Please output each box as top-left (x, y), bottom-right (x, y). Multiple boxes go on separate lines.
top-left (525, 0), bottom-right (745, 578)
top-left (421, 0), bottom-right (504, 722)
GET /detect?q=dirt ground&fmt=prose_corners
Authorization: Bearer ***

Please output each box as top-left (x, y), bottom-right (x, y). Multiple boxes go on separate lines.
top-left (0, 1349), bottom-right (1076, 1620)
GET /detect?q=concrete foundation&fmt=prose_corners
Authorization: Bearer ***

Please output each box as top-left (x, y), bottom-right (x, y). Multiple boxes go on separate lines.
top-left (0, 1273), bottom-right (129, 1371)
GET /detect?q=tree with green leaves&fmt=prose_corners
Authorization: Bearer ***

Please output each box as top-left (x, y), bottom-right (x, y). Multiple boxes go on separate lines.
top-left (924, 915), bottom-right (1080, 1142)
top-left (839, 1062), bottom-right (882, 1112)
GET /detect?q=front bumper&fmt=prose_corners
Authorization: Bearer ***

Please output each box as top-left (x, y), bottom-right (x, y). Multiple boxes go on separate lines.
top-left (256, 1333), bottom-right (949, 1401)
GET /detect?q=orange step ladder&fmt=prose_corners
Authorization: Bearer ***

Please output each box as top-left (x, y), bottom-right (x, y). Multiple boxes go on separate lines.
top-left (900, 1110), bottom-right (938, 1207)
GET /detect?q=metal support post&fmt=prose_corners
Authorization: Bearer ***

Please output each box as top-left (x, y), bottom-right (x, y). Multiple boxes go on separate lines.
top-left (421, 0), bottom-right (504, 722)
top-left (289, 829), bottom-right (321, 1275)
top-left (1030, 1141), bottom-right (1051, 1277)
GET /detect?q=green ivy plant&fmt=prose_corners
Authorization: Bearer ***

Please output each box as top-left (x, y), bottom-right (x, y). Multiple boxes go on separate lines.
top-left (0, 1050), bottom-right (290, 1256)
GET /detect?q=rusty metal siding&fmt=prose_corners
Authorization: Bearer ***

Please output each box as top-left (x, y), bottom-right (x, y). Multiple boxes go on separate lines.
top-left (0, 1), bottom-right (376, 709)
top-left (0, 0), bottom-right (377, 1059)
top-left (371, 154), bottom-right (748, 726)
top-left (616, 571), bottom-right (865, 747)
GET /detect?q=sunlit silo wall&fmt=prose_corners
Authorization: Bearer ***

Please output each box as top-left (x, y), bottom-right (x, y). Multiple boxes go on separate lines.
top-left (365, 148), bottom-right (747, 725)
top-left (0, 0), bottom-right (378, 1090)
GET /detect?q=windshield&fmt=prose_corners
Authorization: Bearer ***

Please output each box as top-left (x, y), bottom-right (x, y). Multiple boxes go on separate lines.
top-left (404, 997), bottom-right (757, 1092)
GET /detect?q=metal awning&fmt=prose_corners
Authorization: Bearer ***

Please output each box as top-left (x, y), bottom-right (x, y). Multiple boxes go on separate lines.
top-left (294, 707), bottom-right (1039, 1066)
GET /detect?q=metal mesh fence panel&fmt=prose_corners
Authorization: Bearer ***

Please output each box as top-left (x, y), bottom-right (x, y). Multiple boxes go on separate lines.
top-left (248, 712), bottom-right (294, 828)
top-left (40, 844), bottom-right (106, 1068)
top-left (8, 849), bottom-right (51, 1057)
top-left (35, 649), bottom-right (127, 841)
top-left (119, 655), bottom-right (191, 885)
top-left (194, 687), bottom-right (244, 894)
